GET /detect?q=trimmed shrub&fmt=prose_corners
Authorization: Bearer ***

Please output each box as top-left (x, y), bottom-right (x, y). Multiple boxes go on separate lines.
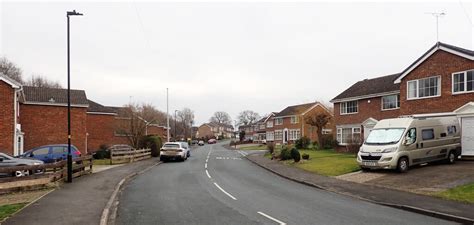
top-left (311, 141), bottom-right (319, 150)
top-left (139, 135), bottom-right (163, 157)
top-left (267, 142), bottom-right (275, 154)
top-left (93, 144), bottom-right (110, 159)
top-left (295, 136), bottom-right (311, 149)
top-left (279, 146), bottom-right (292, 160)
top-left (290, 147), bottom-right (301, 162)
top-left (321, 134), bottom-right (337, 149)
top-left (302, 153), bottom-right (310, 160)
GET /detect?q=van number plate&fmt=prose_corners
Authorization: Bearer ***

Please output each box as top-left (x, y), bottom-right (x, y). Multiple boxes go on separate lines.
top-left (363, 161), bottom-right (377, 167)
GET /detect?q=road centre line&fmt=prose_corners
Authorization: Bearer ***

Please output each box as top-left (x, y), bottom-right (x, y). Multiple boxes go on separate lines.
top-left (213, 182), bottom-right (237, 200)
top-left (205, 163), bottom-right (207, 169)
top-left (206, 170), bottom-right (212, 179)
top-left (257, 211), bottom-right (286, 225)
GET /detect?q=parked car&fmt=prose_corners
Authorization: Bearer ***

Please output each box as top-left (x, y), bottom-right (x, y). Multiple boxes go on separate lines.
top-left (198, 140), bottom-right (205, 146)
top-left (358, 116), bottom-right (461, 173)
top-left (0, 153), bottom-right (44, 177)
top-left (179, 141), bottom-right (191, 157)
top-left (20, 144), bottom-right (82, 163)
top-left (191, 140), bottom-right (198, 145)
top-left (208, 139), bottom-right (217, 144)
top-left (160, 142), bottom-right (189, 162)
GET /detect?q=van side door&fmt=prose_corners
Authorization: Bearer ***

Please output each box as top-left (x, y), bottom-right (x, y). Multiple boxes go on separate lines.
top-left (403, 128), bottom-right (420, 165)
top-left (417, 127), bottom-right (440, 164)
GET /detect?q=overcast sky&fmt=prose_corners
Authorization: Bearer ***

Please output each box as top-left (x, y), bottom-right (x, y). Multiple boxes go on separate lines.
top-left (1, 1), bottom-right (473, 125)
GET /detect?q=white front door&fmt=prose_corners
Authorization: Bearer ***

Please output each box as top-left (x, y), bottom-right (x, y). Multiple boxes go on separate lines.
top-left (462, 117), bottom-right (474, 156)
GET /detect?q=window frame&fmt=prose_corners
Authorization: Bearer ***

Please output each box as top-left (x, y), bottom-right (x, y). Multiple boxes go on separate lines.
top-left (266, 121), bottom-right (273, 128)
top-left (381, 94), bottom-right (400, 111)
top-left (275, 118), bottom-right (283, 125)
top-left (421, 128), bottom-right (435, 141)
top-left (340, 101), bottom-right (358, 115)
top-left (452, 70), bottom-right (474, 95)
top-left (336, 127), bottom-right (361, 145)
top-left (406, 76), bottom-right (442, 100)
top-left (290, 116), bottom-right (299, 124)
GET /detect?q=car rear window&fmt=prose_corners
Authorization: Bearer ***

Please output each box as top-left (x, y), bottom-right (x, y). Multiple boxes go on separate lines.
top-left (163, 144), bottom-right (180, 148)
top-left (52, 147), bottom-right (66, 154)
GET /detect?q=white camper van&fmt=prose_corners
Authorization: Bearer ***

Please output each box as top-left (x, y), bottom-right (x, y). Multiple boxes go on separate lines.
top-left (357, 116), bottom-right (461, 172)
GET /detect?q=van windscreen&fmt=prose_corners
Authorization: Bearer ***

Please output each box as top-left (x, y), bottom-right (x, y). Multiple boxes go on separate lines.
top-left (365, 128), bottom-right (405, 145)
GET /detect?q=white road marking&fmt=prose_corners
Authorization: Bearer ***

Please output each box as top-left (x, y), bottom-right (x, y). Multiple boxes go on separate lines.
top-left (205, 163), bottom-right (207, 169)
top-left (238, 151), bottom-right (247, 156)
top-left (213, 182), bottom-right (237, 200)
top-left (257, 212), bottom-right (286, 225)
top-left (206, 170), bottom-right (212, 179)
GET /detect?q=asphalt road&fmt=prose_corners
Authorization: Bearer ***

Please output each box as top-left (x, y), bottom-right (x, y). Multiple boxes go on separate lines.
top-left (116, 142), bottom-right (456, 225)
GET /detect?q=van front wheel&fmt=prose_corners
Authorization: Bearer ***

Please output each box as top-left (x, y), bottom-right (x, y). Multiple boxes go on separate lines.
top-left (446, 151), bottom-right (456, 164)
top-left (397, 157), bottom-right (409, 173)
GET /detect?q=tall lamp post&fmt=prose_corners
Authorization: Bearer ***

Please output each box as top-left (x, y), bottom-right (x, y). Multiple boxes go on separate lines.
top-left (66, 10), bottom-right (83, 183)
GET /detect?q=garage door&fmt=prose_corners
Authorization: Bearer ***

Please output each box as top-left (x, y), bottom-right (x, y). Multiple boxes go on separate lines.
top-left (462, 117), bottom-right (474, 156)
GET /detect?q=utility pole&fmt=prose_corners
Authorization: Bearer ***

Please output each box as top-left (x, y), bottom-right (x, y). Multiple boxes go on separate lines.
top-left (166, 88), bottom-right (170, 142)
top-left (426, 11), bottom-right (446, 42)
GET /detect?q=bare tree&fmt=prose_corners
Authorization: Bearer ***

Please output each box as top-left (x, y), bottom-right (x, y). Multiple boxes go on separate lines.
top-left (177, 108), bottom-right (195, 139)
top-left (0, 57), bottom-right (23, 83)
top-left (305, 112), bottom-right (331, 148)
top-left (237, 110), bottom-right (260, 125)
top-left (24, 74), bottom-right (62, 88)
top-left (210, 111), bottom-right (232, 125)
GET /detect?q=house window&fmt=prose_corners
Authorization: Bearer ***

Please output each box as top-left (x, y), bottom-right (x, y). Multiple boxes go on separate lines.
top-left (274, 130), bottom-right (283, 140)
top-left (289, 129), bottom-right (301, 140)
top-left (382, 94), bottom-right (400, 110)
top-left (340, 101), bottom-right (358, 114)
top-left (407, 76), bottom-right (441, 99)
top-left (322, 129), bottom-right (332, 134)
top-left (267, 121), bottom-right (273, 128)
top-left (336, 127), bottom-right (361, 145)
top-left (452, 70), bottom-right (474, 94)
top-left (290, 116), bottom-right (299, 124)
top-left (260, 124), bottom-right (265, 130)
top-left (275, 118), bottom-right (283, 125)
top-left (266, 131), bottom-right (274, 141)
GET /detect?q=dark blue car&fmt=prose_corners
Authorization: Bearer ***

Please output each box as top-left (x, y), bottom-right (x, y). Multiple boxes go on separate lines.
top-left (20, 144), bottom-right (82, 163)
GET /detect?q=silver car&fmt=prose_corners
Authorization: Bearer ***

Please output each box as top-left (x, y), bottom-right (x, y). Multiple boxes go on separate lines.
top-left (0, 153), bottom-right (44, 177)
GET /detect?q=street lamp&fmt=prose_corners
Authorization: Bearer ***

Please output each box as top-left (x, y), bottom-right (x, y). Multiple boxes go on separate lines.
top-left (66, 10), bottom-right (83, 183)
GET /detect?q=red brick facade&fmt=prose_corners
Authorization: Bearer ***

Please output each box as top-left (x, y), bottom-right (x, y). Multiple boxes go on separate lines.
top-left (0, 81), bottom-right (15, 155)
top-left (87, 113), bottom-right (117, 152)
top-left (400, 50), bottom-right (474, 115)
top-left (147, 125), bottom-right (168, 140)
top-left (20, 104), bottom-right (88, 154)
top-left (334, 97), bottom-right (400, 125)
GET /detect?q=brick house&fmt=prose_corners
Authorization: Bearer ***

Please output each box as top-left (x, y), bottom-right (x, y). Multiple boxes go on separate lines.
top-left (20, 86), bottom-right (89, 154)
top-left (331, 42), bottom-right (474, 156)
top-left (271, 102), bottom-right (334, 145)
top-left (87, 100), bottom-right (126, 152)
top-left (146, 124), bottom-right (168, 139)
top-left (197, 123), bottom-right (234, 139)
top-left (330, 74), bottom-right (401, 146)
top-left (0, 74), bottom-right (22, 156)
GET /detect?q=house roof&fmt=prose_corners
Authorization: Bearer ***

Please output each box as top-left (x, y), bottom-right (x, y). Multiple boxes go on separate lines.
top-left (275, 102), bottom-right (320, 117)
top-left (394, 42), bottom-right (474, 83)
top-left (330, 73), bottom-right (400, 103)
top-left (208, 122), bottom-right (234, 129)
top-left (22, 86), bottom-right (89, 107)
top-left (87, 100), bottom-right (117, 114)
top-left (0, 73), bottom-right (22, 89)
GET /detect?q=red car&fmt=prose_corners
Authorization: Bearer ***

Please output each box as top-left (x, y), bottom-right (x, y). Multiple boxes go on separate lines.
top-left (208, 139), bottom-right (217, 144)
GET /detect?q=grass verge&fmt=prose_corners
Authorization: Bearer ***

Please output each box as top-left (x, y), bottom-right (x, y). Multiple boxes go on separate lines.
top-left (280, 149), bottom-right (359, 176)
top-left (435, 182), bottom-right (474, 203)
top-left (0, 203), bottom-right (27, 221)
top-left (239, 145), bottom-right (268, 151)
top-left (93, 159), bottom-right (111, 165)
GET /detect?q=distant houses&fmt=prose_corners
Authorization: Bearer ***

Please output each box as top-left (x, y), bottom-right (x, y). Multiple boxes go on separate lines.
top-left (196, 122), bottom-right (234, 140)
top-left (239, 102), bottom-right (335, 146)
top-left (0, 73), bottom-right (169, 156)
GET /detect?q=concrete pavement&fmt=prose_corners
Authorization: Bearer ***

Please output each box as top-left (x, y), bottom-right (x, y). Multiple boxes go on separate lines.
top-left (116, 142), bottom-right (456, 225)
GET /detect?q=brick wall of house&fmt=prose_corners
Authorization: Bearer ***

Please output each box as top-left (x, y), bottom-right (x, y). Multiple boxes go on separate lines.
top-left (334, 97), bottom-right (401, 126)
top-left (0, 81), bottom-right (15, 155)
top-left (147, 126), bottom-right (168, 140)
top-left (197, 125), bottom-right (214, 138)
top-left (86, 113), bottom-right (117, 152)
top-left (400, 50), bottom-right (474, 115)
top-left (303, 105), bottom-right (336, 142)
top-left (20, 104), bottom-right (88, 153)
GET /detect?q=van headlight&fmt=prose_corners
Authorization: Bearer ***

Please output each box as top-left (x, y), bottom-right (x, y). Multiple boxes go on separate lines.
top-left (382, 147), bottom-right (397, 153)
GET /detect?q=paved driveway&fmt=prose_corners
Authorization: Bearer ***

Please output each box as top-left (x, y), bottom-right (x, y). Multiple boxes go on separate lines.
top-left (337, 161), bottom-right (474, 194)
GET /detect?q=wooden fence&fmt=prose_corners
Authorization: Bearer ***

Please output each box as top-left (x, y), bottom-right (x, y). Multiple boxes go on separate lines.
top-left (109, 147), bottom-right (151, 165)
top-left (0, 155), bottom-right (93, 194)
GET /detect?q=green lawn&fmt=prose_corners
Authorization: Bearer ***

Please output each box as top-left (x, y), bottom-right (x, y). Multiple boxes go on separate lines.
top-left (93, 159), bottom-right (111, 165)
top-left (238, 145), bottom-right (268, 151)
top-left (0, 203), bottom-right (27, 221)
top-left (281, 149), bottom-right (360, 176)
top-left (436, 182), bottom-right (474, 203)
